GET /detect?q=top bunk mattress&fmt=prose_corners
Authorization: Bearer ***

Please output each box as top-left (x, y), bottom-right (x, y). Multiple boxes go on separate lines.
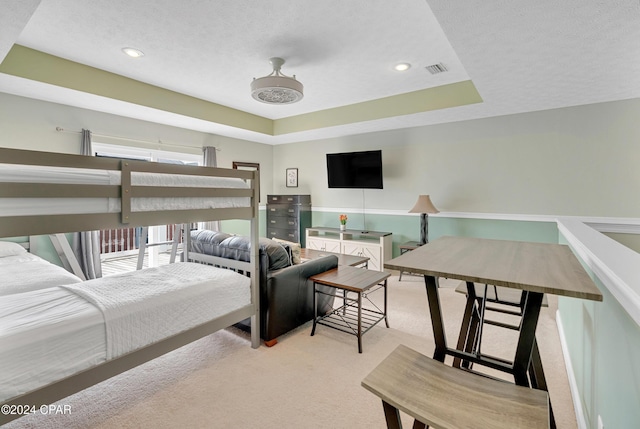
top-left (0, 163), bottom-right (251, 217)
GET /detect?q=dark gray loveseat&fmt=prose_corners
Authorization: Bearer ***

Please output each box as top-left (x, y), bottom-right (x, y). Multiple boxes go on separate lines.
top-left (189, 230), bottom-right (337, 345)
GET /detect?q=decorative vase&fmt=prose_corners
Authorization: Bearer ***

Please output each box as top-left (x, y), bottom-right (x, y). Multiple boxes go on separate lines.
top-left (340, 224), bottom-right (346, 231)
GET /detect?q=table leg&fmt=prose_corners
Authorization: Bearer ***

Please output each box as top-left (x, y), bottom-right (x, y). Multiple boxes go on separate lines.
top-left (513, 291), bottom-right (543, 387)
top-left (384, 279), bottom-right (390, 328)
top-left (381, 401), bottom-right (403, 429)
top-left (342, 289), bottom-right (347, 315)
top-left (424, 275), bottom-right (446, 362)
top-left (412, 420), bottom-right (426, 429)
top-left (311, 282), bottom-right (318, 336)
top-left (529, 339), bottom-right (556, 429)
top-left (453, 284), bottom-right (477, 368)
top-left (529, 339), bottom-right (546, 390)
top-left (358, 291), bottom-right (363, 353)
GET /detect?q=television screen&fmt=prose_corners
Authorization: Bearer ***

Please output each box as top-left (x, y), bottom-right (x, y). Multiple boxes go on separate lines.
top-left (326, 150), bottom-right (383, 189)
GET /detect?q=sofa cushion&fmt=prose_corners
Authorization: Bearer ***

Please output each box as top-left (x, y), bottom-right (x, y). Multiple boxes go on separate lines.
top-left (190, 230), bottom-right (233, 254)
top-left (222, 236), bottom-right (291, 271)
top-left (190, 230), bottom-right (291, 271)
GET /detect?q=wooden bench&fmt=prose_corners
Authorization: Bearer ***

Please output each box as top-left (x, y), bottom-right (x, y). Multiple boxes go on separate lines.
top-left (361, 344), bottom-right (549, 429)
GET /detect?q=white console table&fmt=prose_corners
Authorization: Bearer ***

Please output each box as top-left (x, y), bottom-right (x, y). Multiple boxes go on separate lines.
top-left (305, 227), bottom-right (392, 271)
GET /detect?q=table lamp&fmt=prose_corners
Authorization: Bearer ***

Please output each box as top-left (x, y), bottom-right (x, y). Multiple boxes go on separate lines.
top-left (409, 195), bottom-right (439, 245)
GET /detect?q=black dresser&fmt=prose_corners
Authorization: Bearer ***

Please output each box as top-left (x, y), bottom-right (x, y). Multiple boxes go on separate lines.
top-left (266, 195), bottom-right (311, 247)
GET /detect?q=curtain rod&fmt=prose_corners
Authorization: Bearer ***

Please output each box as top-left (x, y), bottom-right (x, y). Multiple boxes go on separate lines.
top-left (55, 127), bottom-right (220, 151)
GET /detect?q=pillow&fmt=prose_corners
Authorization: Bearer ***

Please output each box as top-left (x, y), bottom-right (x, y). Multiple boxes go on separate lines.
top-left (272, 238), bottom-right (302, 264)
top-left (0, 241), bottom-right (27, 258)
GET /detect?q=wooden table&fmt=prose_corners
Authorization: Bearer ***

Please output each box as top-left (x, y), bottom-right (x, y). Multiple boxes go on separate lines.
top-left (384, 236), bottom-right (602, 406)
top-left (300, 248), bottom-right (369, 268)
top-left (310, 265), bottom-right (391, 353)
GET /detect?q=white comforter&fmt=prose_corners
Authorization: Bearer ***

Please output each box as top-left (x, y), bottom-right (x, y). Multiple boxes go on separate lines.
top-left (0, 287), bottom-right (105, 402)
top-left (0, 253), bottom-right (81, 296)
top-left (61, 262), bottom-right (250, 359)
top-left (1, 262), bottom-right (251, 402)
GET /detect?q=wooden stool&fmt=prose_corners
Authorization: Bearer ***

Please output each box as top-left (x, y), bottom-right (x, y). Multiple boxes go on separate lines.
top-left (453, 282), bottom-right (549, 382)
top-left (454, 283), bottom-right (548, 329)
top-left (362, 344), bottom-right (549, 429)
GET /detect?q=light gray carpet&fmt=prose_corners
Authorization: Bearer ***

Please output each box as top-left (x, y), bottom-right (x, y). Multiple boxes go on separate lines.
top-left (6, 275), bottom-right (576, 429)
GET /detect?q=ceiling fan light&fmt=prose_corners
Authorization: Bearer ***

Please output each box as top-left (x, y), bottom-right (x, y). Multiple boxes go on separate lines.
top-left (251, 57), bottom-right (304, 104)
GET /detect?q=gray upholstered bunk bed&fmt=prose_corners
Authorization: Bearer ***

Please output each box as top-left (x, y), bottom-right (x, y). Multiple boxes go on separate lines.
top-left (0, 147), bottom-right (260, 426)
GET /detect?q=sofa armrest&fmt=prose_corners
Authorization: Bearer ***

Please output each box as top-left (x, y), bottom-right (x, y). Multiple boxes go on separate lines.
top-left (262, 255), bottom-right (339, 341)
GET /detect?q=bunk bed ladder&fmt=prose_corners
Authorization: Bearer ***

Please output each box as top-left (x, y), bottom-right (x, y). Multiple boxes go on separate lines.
top-left (49, 234), bottom-right (87, 280)
top-left (136, 225), bottom-right (182, 270)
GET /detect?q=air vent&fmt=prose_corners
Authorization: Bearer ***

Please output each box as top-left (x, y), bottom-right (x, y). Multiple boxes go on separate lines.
top-left (425, 63), bottom-right (448, 75)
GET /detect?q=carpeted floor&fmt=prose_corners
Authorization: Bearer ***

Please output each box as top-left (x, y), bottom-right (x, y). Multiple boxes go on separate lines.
top-left (6, 274), bottom-right (577, 429)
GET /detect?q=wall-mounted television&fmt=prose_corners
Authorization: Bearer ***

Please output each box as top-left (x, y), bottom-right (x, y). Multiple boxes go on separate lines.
top-left (326, 150), bottom-right (383, 189)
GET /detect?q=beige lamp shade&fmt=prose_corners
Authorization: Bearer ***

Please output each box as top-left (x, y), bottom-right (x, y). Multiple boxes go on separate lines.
top-left (409, 195), bottom-right (439, 214)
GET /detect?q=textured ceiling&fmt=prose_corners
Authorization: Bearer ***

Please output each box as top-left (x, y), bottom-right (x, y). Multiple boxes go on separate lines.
top-left (0, 0), bottom-right (638, 144)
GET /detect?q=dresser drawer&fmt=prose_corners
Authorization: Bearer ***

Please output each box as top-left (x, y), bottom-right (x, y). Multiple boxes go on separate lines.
top-left (268, 216), bottom-right (298, 229)
top-left (267, 227), bottom-right (300, 242)
top-left (267, 205), bottom-right (300, 218)
top-left (267, 194), bottom-right (311, 205)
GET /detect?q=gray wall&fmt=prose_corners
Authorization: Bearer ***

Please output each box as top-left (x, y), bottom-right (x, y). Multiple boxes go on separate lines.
top-left (3, 92), bottom-right (638, 220)
top-left (0, 92), bottom-right (274, 202)
top-left (273, 98), bottom-right (640, 219)
top-left (0, 92), bottom-right (274, 262)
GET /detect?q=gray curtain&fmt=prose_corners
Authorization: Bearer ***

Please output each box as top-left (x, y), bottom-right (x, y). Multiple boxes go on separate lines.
top-left (203, 146), bottom-right (220, 232)
top-left (72, 129), bottom-right (103, 278)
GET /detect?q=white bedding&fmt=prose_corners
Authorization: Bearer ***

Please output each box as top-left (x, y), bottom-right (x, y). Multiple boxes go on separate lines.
top-left (0, 163), bottom-right (251, 216)
top-left (0, 287), bottom-right (105, 402)
top-left (0, 262), bottom-right (251, 402)
top-left (0, 253), bottom-right (82, 296)
top-left (62, 262), bottom-right (250, 359)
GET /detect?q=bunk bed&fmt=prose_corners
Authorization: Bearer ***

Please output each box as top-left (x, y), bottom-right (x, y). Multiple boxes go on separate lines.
top-left (0, 147), bottom-right (260, 426)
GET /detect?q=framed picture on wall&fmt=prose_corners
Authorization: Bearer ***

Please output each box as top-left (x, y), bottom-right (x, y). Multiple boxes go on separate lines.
top-left (286, 168), bottom-right (298, 188)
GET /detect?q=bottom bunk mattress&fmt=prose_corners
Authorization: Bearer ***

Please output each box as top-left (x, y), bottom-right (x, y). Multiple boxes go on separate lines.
top-left (0, 262), bottom-right (251, 403)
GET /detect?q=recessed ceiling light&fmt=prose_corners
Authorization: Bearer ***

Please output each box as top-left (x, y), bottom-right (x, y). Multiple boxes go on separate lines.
top-left (394, 63), bottom-right (411, 72)
top-left (122, 47), bottom-right (145, 58)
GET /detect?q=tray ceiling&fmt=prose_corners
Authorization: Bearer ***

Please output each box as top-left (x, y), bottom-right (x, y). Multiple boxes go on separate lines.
top-left (1, 0), bottom-right (638, 144)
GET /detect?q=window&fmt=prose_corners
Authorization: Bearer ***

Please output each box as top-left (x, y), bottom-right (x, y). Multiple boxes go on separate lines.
top-left (93, 143), bottom-right (201, 165)
top-left (93, 142), bottom-right (201, 266)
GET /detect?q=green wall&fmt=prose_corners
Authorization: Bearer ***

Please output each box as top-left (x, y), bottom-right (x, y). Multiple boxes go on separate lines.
top-left (311, 211), bottom-right (558, 257)
top-left (558, 235), bottom-right (640, 429)
top-left (218, 209), bottom-right (558, 258)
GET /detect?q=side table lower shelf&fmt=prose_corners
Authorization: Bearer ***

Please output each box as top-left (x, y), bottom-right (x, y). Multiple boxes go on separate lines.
top-left (310, 266), bottom-right (391, 353)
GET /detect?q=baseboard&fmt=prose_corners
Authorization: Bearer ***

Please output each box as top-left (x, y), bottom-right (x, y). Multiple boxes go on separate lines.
top-left (556, 310), bottom-right (588, 429)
